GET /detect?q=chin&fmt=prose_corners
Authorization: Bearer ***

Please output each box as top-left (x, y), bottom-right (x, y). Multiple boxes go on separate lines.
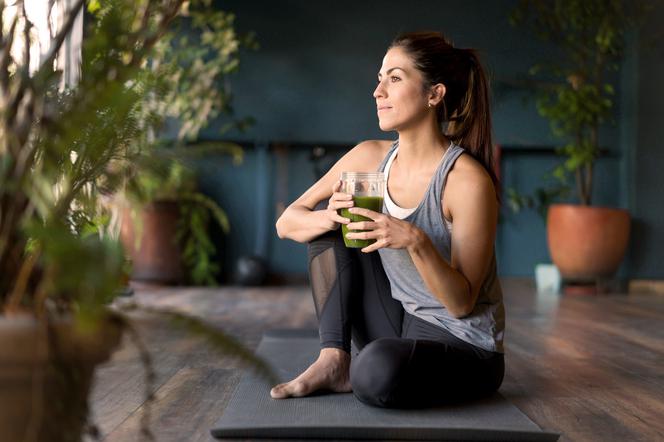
top-left (377, 119), bottom-right (398, 132)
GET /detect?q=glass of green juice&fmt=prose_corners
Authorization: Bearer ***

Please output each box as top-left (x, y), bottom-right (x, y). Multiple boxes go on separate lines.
top-left (338, 171), bottom-right (385, 248)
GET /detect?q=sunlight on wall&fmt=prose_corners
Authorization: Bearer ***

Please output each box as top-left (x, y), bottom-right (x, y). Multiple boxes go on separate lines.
top-left (2, 0), bottom-right (81, 86)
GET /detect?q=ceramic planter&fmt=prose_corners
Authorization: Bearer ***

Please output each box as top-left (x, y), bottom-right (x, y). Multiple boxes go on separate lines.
top-left (547, 203), bottom-right (631, 280)
top-left (120, 200), bottom-right (184, 284)
top-left (0, 315), bottom-right (123, 441)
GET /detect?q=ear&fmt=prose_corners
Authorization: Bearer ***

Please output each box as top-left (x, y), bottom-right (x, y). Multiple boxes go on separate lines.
top-left (429, 83), bottom-right (446, 105)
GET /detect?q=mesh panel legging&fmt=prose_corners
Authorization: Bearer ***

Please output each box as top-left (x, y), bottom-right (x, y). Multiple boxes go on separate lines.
top-left (307, 222), bottom-right (504, 409)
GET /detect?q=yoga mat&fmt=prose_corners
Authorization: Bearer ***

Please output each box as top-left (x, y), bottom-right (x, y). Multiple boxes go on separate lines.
top-left (211, 329), bottom-right (559, 441)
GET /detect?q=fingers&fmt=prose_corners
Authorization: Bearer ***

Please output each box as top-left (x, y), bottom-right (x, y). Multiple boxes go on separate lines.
top-left (345, 230), bottom-right (380, 241)
top-left (360, 240), bottom-right (384, 253)
top-left (347, 221), bottom-right (378, 230)
top-left (331, 193), bottom-right (354, 206)
top-left (347, 207), bottom-right (381, 220)
top-left (330, 181), bottom-right (352, 202)
top-left (327, 181), bottom-right (354, 211)
top-left (328, 198), bottom-right (353, 214)
top-left (334, 213), bottom-right (351, 224)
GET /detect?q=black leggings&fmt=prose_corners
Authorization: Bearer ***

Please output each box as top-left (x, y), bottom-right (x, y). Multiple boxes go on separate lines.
top-left (307, 224), bottom-right (504, 408)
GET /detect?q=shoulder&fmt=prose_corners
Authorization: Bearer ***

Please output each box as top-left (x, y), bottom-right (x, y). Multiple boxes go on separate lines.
top-left (353, 139), bottom-right (394, 157)
top-left (287, 139), bottom-right (394, 210)
top-left (445, 152), bottom-right (497, 213)
top-left (345, 139), bottom-right (394, 170)
top-left (448, 152), bottom-right (494, 193)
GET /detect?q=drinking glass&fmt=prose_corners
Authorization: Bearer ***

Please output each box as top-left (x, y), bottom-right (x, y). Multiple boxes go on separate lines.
top-left (338, 172), bottom-right (385, 248)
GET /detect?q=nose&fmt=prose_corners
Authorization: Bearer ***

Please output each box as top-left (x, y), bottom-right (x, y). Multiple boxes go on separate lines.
top-left (373, 80), bottom-right (385, 99)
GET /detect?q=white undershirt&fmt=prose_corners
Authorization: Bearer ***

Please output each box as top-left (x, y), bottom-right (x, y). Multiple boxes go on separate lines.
top-left (383, 147), bottom-right (453, 231)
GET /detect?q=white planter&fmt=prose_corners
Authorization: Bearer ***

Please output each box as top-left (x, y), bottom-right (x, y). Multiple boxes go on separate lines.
top-left (535, 263), bottom-right (561, 294)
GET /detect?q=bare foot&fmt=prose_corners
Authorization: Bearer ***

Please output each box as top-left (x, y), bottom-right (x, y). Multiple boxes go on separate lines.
top-left (270, 347), bottom-right (352, 399)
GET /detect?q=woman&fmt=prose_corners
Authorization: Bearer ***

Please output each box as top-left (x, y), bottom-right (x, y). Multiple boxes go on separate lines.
top-left (271, 31), bottom-right (505, 408)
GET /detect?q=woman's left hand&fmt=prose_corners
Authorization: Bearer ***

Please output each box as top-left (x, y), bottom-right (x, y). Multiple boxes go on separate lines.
top-left (345, 207), bottom-right (422, 253)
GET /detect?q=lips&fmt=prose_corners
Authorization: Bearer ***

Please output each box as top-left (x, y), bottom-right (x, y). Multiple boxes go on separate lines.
top-left (377, 106), bottom-right (392, 112)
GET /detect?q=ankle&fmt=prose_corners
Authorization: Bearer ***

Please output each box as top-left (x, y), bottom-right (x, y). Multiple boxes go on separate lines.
top-left (320, 347), bottom-right (350, 362)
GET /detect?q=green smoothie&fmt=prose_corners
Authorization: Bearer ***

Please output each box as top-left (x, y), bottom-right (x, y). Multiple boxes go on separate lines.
top-left (339, 196), bottom-right (384, 248)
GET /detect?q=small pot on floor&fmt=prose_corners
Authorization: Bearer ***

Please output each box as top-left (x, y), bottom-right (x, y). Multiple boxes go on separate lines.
top-left (534, 263), bottom-right (561, 294)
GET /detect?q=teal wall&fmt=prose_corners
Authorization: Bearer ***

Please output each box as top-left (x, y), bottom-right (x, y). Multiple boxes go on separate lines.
top-left (625, 4), bottom-right (664, 278)
top-left (193, 0), bottom-right (662, 281)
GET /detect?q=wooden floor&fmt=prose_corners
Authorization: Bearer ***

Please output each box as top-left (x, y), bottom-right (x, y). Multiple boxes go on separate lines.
top-left (90, 278), bottom-right (664, 442)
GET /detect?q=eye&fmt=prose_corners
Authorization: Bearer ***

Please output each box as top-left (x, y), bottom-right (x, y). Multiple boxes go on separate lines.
top-left (390, 76), bottom-right (401, 82)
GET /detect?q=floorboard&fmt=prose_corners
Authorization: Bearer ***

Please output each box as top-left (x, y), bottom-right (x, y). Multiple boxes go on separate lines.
top-left (89, 279), bottom-right (664, 442)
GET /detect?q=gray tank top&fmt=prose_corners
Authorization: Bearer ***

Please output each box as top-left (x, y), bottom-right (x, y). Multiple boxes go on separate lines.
top-left (377, 140), bottom-right (505, 353)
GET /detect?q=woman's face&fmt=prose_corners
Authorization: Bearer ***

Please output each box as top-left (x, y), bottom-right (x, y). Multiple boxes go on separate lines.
top-left (373, 47), bottom-right (430, 132)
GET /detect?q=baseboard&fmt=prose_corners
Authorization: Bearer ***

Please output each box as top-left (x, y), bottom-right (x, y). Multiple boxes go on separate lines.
top-left (628, 279), bottom-right (664, 295)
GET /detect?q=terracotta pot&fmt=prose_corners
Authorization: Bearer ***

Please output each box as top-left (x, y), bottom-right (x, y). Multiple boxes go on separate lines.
top-left (547, 204), bottom-right (631, 280)
top-left (0, 314), bottom-right (123, 442)
top-left (120, 200), bottom-right (184, 284)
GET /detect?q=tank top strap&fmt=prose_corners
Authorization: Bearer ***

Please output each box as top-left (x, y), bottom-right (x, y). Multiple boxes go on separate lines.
top-left (377, 139), bottom-right (399, 173)
top-left (429, 143), bottom-right (465, 205)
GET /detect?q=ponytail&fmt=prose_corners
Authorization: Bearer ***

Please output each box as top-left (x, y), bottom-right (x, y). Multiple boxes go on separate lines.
top-left (446, 48), bottom-right (498, 190)
top-left (390, 32), bottom-right (499, 194)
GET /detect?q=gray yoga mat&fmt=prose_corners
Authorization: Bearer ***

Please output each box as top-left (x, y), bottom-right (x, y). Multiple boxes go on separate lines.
top-left (211, 329), bottom-right (559, 441)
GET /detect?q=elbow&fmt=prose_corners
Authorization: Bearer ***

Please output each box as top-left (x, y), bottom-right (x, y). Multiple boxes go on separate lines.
top-left (450, 304), bottom-right (473, 319)
top-left (450, 278), bottom-right (474, 319)
top-left (449, 287), bottom-right (475, 319)
top-left (276, 207), bottom-right (296, 240)
top-left (275, 217), bottom-right (287, 239)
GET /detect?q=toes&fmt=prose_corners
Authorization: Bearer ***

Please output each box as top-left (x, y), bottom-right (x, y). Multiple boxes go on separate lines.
top-left (270, 380), bottom-right (310, 399)
top-left (270, 383), bottom-right (289, 399)
top-left (289, 381), bottom-right (309, 397)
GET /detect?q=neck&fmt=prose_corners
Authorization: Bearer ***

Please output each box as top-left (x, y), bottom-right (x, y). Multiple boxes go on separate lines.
top-left (396, 121), bottom-right (450, 170)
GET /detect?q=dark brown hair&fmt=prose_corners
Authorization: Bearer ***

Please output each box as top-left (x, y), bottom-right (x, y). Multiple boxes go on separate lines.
top-left (390, 31), bottom-right (498, 190)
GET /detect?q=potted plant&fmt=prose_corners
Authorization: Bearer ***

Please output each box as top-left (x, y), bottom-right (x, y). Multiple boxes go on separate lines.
top-left (509, 0), bottom-right (651, 284)
top-left (119, 143), bottom-right (243, 285)
top-left (0, 1), bottom-right (270, 440)
top-left (113, 1), bottom-right (256, 286)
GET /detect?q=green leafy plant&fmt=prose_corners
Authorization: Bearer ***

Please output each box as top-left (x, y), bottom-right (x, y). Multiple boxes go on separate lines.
top-left (505, 185), bottom-right (570, 221)
top-left (0, 1), bottom-right (271, 439)
top-left (114, 0), bottom-right (257, 285)
top-left (125, 144), bottom-right (243, 285)
top-left (508, 0), bottom-right (651, 211)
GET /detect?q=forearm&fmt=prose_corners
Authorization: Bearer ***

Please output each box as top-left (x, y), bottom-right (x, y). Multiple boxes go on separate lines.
top-left (407, 229), bottom-right (472, 318)
top-left (276, 205), bottom-right (333, 243)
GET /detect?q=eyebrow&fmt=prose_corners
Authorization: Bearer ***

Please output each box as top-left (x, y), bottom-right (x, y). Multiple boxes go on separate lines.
top-left (377, 67), bottom-right (405, 77)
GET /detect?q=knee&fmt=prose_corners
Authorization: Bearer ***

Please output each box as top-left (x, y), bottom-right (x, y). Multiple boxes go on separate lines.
top-left (349, 338), bottom-right (413, 408)
top-left (307, 229), bottom-right (354, 270)
top-left (307, 224), bottom-right (344, 259)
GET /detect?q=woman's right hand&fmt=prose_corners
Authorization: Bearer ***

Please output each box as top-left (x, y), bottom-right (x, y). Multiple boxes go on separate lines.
top-left (319, 180), bottom-right (354, 231)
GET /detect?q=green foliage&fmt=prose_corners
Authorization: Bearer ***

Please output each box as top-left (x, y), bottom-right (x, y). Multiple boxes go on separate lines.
top-left (123, 142), bottom-right (243, 285)
top-left (150, 5), bottom-right (258, 140)
top-left (0, 0), bottom-right (185, 308)
top-left (508, 0), bottom-right (650, 209)
top-left (506, 185), bottom-right (571, 221)
top-left (178, 203), bottom-right (220, 285)
top-left (0, 2), bottom-right (269, 437)
top-left (112, 0), bottom-right (256, 285)
top-left (24, 219), bottom-right (125, 318)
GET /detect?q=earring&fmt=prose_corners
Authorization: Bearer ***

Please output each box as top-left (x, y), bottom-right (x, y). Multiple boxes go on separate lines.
top-left (428, 103), bottom-right (432, 108)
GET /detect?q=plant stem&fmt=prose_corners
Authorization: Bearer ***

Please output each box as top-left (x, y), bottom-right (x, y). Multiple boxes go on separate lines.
top-left (5, 247), bottom-right (40, 312)
top-left (586, 125), bottom-right (599, 206)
